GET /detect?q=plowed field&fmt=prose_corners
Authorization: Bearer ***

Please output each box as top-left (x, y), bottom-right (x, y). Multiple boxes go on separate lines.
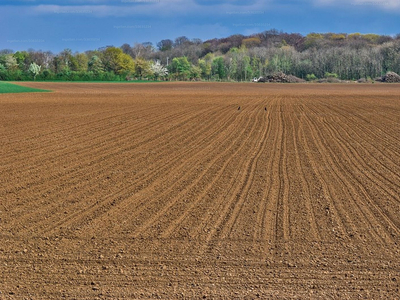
top-left (1, 82), bottom-right (400, 299)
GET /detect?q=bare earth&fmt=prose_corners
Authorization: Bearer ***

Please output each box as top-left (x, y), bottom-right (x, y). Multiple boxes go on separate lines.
top-left (1, 82), bottom-right (400, 299)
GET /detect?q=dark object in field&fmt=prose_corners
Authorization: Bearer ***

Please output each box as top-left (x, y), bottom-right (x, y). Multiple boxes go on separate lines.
top-left (253, 77), bottom-right (267, 83)
top-left (253, 72), bottom-right (305, 83)
top-left (264, 107), bottom-right (267, 111)
top-left (238, 106), bottom-right (241, 110)
top-left (381, 72), bottom-right (400, 83)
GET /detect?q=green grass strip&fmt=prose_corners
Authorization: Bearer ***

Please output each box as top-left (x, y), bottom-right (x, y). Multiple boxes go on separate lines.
top-left (31, 80), bottom-right (161, 83)
top-left (0, 81), bottom-right (51, 94)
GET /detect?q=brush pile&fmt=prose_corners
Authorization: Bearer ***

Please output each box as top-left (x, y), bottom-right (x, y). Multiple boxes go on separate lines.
top-left (253, 72), bottom-right (304, 83)
top-left (375, 71), bottom-right (400, 83)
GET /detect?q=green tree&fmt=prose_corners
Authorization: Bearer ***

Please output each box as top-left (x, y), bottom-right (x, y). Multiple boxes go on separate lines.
top-left (59, 49), bottom-right (74, 71)
top-left (211, 56), bottom-right (226, 80)
top-left (102, 47), bottom-right (135, 75)
top-left (0, 64), bottom-right (6, 80)
top-left (13, 51), bottom-right (28, 70)
top-left (251, 56), bottom-right (262, 78)
top-left (198, 53), bottom-right (213, 80)
top-left (231, 47), bottom-right (252, 81)
top-left (198, 59), bottom-right (211, 80)
top-left (226, 56), bottom-right (237, 81)
top-left (119, 53), bottom-right (135, 75)
top-left (306, 73), bottom-right (317, 81)
top-left (170, 56), bottom-right (191, 80)
top-left (88, 55), bottom-right (104, 75)
top-left (4, 55), bottom-right (18, 71)
top-left (304, 33), bottom-right (324, 49)
top-left (134, 57), bottom-right (151, 79)
top-left (75, 53), bottom-right (89, 72)
top-left (190, 65), bottom-right (202, 80)
top-left (324, 72), bottom-right (338, 78)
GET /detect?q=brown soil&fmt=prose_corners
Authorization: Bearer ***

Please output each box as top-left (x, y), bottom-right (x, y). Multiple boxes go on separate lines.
top-left (1, 82), bottom-right (400, 299)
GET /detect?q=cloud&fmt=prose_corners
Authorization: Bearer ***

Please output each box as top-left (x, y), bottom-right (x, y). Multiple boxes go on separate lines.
top-left (353, 0), bottom-right (400, 9)
top-left (3, 0), bottom-right (399, 10)
top-left (193, 0), bottom-right (259, 6)
top-left (2, 0), bottom-right (117, 3)
top-left (30, 2), bottom-right (184, 17)
top-left (2, 0), bottom-right (260, 6)
top-left (313, 0), bottom-right (400, 10)
top-left (24, 0), bottom-right (271, 17)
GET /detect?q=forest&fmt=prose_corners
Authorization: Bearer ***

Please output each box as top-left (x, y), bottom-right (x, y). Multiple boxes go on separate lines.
top-left (1, 29), bottom-right (400, 82)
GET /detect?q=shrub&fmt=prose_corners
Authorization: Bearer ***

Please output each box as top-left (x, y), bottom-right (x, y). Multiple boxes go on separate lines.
top-left (306, 73), bottom-right (317, 81)
top-left (324, 72), bottom-right (338, 78)
top-left (38, 69), bottom-right (56, 80)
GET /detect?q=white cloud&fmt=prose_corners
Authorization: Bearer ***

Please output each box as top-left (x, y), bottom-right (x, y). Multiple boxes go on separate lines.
top-left (353, 0), bottom-right (400, 9)
top-left (31, 3), bottom-right (180, 17)
top-left (313, 0), bottom-right (400, 10)
top-left (27, 0), bottom-right (271, 17)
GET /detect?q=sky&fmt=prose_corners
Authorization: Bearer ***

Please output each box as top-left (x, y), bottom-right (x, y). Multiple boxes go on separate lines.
top-left (1, 0), bottom-right (399, 53)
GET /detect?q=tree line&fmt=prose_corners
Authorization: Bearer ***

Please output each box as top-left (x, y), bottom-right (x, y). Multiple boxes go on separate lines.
top-left (1, 30), bottom-right (399, 82)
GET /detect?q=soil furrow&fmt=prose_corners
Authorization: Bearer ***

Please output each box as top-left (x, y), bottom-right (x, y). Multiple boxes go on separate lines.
top-left (303, 103), bottom-right (397, 248)
top-left (25, 105), bottom-right (237, 237)
top-left (2, 82), bottom-right (400, 299)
